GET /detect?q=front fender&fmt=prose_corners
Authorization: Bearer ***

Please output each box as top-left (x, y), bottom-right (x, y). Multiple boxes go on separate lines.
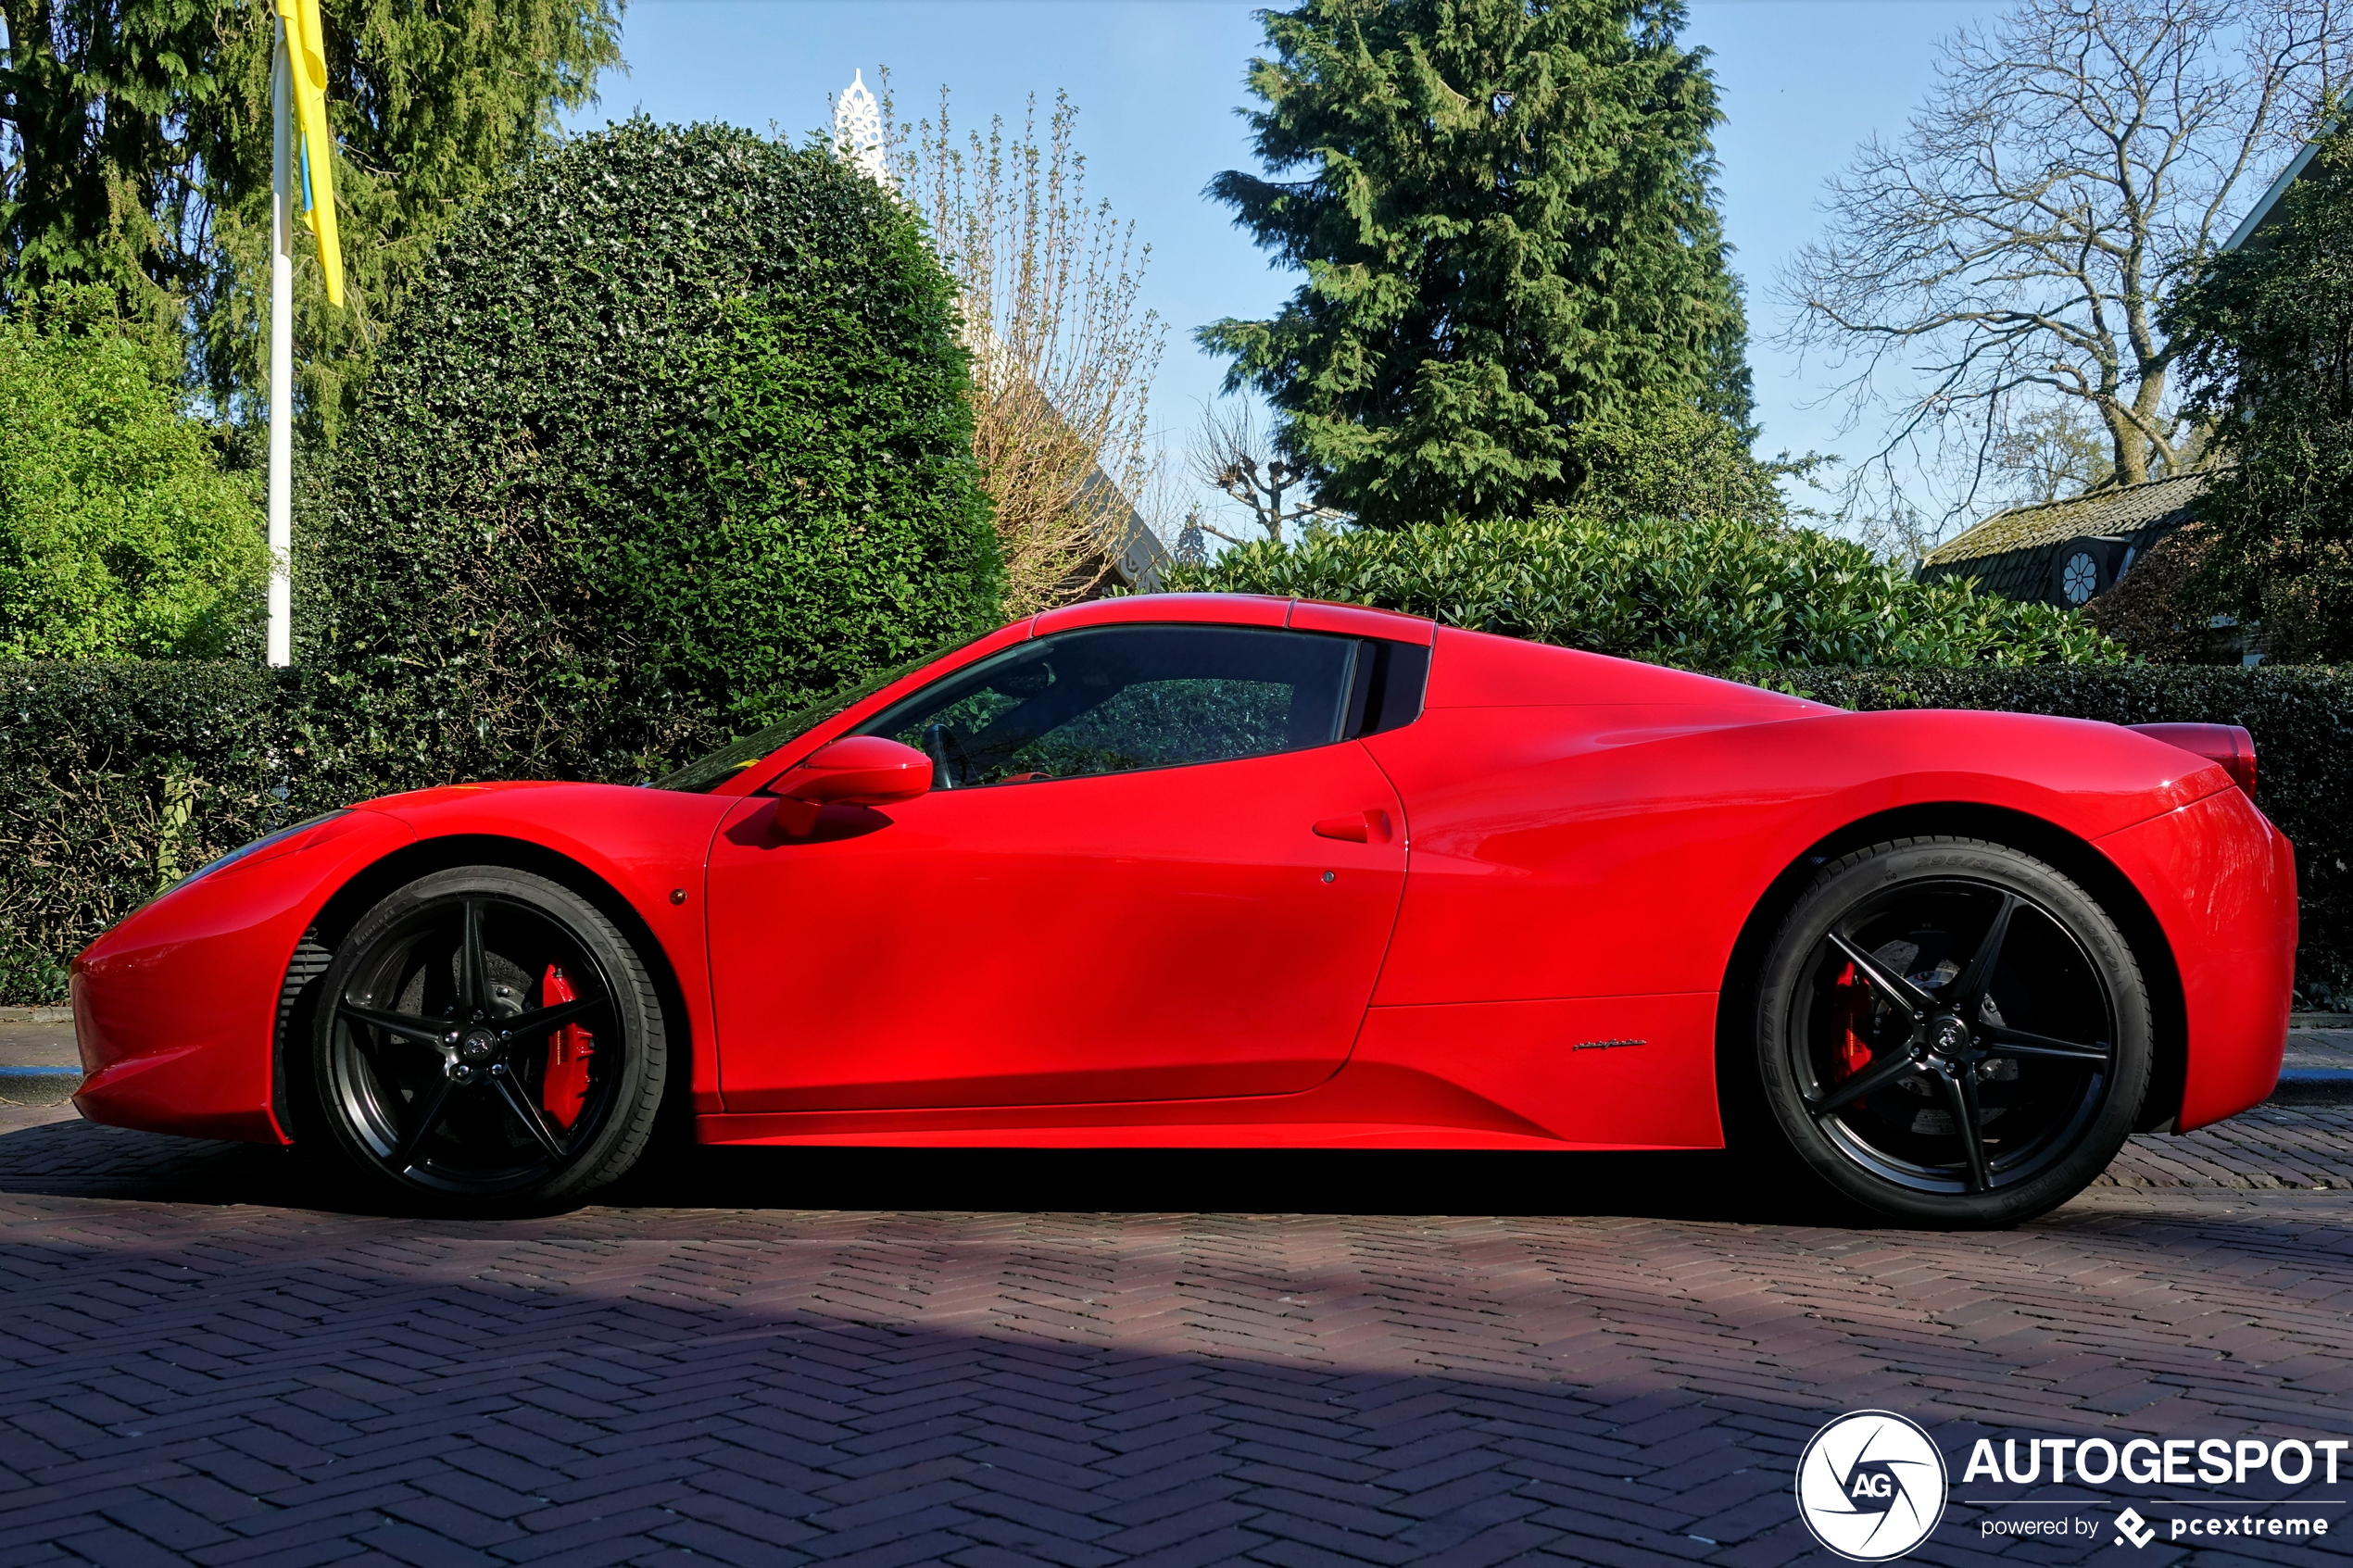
top-left (357, 783), bottom-right (738, 1113)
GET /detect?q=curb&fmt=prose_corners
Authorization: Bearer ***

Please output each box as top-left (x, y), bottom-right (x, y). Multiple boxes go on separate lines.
top-left (0, 1066), bottom-right (81, 1106)
top-left (2269, 1070), bottom-right (2353, 1107)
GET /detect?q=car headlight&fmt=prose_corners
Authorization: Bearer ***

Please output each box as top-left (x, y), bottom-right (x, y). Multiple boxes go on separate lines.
top-left (153, 811), bottom-right (352, 904)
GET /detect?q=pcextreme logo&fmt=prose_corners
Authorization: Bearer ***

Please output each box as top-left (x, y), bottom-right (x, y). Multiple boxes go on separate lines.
top-left (1795, 1411), bottom-right (1949, 1562)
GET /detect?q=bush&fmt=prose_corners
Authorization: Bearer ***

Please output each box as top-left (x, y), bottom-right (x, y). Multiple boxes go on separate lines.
top-left (10, 658), bottom-right (2343, 1008)
top-left (0, 303), bottom-right (266, 659)
top-left (2164, 123), bottom-right (2353, 662)
top-left (2082, 522), bottom-right (2222, 663)
top-left (1738, 663), bottom-right (2352, 1009)
top-left (1166, 515), bottom-right (2120, 668)
top-left (1558, 389), bottom-right (1809, 530)
top-left (303, 119), bottom-right (1004, 788)
top-left (0, 662), bottom-right (309, 1002)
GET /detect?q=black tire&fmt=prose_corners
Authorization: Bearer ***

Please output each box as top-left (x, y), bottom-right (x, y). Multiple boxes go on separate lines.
top-left (1752, 837), bottom-right (2151, 1228)
top-left (306, 865), bottom-right (666, 1212)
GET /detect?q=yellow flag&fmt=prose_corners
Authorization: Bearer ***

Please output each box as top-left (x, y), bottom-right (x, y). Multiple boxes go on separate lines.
top-left (276, 0), bottom-right (345, 307)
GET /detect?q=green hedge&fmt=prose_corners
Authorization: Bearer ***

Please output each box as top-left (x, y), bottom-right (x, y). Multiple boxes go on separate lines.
top-left (301, 119), bottom-right (1003, 787)
top-left (6, 659), bottom-right (2345, 1008)
top-left (3, 663), bottom-right (308, 1001)
top-left (1165, 515), bottom-right (2120, 668)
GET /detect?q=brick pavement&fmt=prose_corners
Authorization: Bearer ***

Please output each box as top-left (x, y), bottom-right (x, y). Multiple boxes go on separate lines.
top-left (1, 1103), bottom-right (2349, 1568)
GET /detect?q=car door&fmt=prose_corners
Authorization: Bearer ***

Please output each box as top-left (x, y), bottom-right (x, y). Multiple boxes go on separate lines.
top-left (706, 621), bottom-right (1413, 1112)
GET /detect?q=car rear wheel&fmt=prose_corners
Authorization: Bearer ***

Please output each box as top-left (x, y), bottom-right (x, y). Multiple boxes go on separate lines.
top-left (1753, 837), bottom-right (2151, 1228)
top-left (308, 866), bottom-right (665, 1212)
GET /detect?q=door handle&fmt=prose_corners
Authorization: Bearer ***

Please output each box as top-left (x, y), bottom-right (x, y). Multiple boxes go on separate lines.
top-left (1313, 810), bottom-right (1392, 844)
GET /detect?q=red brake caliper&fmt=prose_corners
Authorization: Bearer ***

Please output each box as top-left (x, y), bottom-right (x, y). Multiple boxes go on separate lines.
top-left (1831, 961), bottom-right (1873, 1092)
top-left (541, 964), bottom-right (595, 1131)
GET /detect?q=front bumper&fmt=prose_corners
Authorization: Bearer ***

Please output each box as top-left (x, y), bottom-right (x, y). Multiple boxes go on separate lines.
top-left (72, 809), bottom-right (415, 1143)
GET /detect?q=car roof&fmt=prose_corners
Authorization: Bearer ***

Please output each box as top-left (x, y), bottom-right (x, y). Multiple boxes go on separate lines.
top-left (1033, 593), bottom-right (1436, 645)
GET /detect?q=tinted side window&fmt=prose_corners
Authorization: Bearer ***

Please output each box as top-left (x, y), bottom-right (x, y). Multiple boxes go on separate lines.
top-left (855, 624), bottom-right (1358, 788)
top-left (1354, 639), bottom-right (1429, 738)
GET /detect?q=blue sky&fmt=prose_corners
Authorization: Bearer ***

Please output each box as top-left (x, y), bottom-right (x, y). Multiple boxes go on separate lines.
top-left (588, 0), bottom-right (1991, 533)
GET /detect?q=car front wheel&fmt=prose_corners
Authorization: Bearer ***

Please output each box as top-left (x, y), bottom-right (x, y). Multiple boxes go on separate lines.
top-left (1753, 837), bottom-right (2152, 1228)
top-left (307, 865), bottom-right (666, 1212)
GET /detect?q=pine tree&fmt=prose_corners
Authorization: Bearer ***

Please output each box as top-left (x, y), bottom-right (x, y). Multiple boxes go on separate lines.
top-left (1199, 0), bottom-right (1752, 528)
top-left (0, 0), bottom-right (220, 324)
top-left (1, 2), bottom-right (621, 435)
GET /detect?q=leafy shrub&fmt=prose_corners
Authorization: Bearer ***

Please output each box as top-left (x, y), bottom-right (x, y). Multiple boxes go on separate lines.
top-left (303, 119), bottom-right (1003, 788)
top-left (0, 662), bottom-right (307, 1002)
top-left (2164, 123), bottom-right (2353, 662)
top-left (2082, 521), bottom-right (2238, 664)
top-left (1558, 389), bottom-right (1810, 529)
top-left (0, 303), bottom-right (266, 659)
top-left (1166, 515), bottom-right (2120, 668)
top-left (9, 658), bottom-right (2342, 1006)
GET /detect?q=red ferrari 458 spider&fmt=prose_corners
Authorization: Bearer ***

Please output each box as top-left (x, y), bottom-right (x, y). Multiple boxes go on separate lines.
top-left (71, 594), bottom-right (2294, 1225)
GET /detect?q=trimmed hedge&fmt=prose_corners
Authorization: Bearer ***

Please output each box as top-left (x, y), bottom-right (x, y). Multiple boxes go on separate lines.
top-left (3, 663), bottom-right (309, 1001)
top-left (301, 119), bottom-right (1003, 787)
top-left (6, 659), bottom-right (2346, 1008)
top-left (1164, 515), bottom-right (2121, 668)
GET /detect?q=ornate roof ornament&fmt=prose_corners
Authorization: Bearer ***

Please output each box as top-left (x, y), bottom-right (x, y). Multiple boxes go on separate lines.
top-left (833, 69), bottom-right (889, 187)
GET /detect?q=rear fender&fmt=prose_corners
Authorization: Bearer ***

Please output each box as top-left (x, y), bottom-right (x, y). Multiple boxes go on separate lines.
top-left (1366, 705), bottom-right (2230, 1009)
top-left (1710, 801), bottom-right (2192, 1136)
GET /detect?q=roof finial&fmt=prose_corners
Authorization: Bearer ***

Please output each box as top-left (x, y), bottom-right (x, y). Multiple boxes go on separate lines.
top-left (834, 69), bottom-right (888, 187)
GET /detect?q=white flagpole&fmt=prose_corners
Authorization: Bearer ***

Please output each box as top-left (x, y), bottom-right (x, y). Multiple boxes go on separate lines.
top-left (267, 16), bottom-right (295, 668)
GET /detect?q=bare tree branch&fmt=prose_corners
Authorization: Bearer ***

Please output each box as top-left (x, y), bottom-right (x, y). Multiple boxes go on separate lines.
top-left (1187, 399), bottom-right (1343, 545)
top-left (1776, 0), bottom-right (2348, 536)
top-left (886, 80), bottom-right (1167, 615)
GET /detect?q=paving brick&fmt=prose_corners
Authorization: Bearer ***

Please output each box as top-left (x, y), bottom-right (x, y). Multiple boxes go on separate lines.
top-left (644, 1517), bottom-right (813, 1568)
top-left (6, 1105), bottom-right (2353, 1568)
top-left (356, 1520), bottom-right (507, 1568)
top-left (98, 1494), bottom-right (239, 1553)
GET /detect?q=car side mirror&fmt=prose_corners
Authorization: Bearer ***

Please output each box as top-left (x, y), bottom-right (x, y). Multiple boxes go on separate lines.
top-left (772, 735), bottom-right (932, 836)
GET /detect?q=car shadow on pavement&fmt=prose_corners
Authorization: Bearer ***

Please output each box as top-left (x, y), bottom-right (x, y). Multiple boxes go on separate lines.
top-left (0, 1114), bottom-right (1881, 1226)
top-left (615, 1141), bottom-right (1886, 1225)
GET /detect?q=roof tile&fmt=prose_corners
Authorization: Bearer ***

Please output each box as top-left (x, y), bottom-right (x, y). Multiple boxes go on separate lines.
top-left (1919, 471), bottom-right (2209, 566)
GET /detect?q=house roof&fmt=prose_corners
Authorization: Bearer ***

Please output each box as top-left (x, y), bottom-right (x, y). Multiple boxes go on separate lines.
top-left (2224, 121), bottom-right (2340, 253)
top-left (1916, 471), bottom-right (2208, 606)
top-left (1919, 471), bottom-right (2208, 567)
top-left (1076, 467), bottom-right (1172, 594)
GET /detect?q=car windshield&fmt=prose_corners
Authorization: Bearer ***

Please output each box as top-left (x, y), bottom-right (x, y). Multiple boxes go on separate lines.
top-left (649, 633), bottom-right (987, 793)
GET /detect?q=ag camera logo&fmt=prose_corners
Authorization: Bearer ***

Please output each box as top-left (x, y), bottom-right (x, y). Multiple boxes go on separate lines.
top-left (1796, 1411), bottom-right (1948, 1561)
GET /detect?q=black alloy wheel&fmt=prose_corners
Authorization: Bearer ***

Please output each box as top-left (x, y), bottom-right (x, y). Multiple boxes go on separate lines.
top-left (1753, 838), bottom-right (2151, 1227)
top-left (308, 866), bottom-right (666, 1211)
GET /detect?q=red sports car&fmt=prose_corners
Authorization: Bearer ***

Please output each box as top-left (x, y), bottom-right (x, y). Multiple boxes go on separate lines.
top-left (71, 594), bottom-right (2294, 1225)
